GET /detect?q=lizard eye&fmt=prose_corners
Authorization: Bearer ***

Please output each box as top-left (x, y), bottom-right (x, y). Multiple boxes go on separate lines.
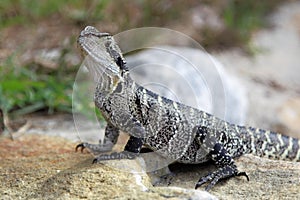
top-left (116, 56), bottom-right (128, 71)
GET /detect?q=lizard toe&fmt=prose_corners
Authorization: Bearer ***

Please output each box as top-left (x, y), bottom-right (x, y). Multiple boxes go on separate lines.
top-left (92, 151), bottom-right (137, 163)
top-left (195, 172), bottom-right (214, 190)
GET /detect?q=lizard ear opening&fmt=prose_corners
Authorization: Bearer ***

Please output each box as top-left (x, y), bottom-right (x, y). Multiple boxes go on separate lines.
top-left (116, 56), bottom-right (128, 71)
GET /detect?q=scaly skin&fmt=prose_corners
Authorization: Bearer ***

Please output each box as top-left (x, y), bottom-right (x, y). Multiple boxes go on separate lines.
top-left (75, 26), bottom-right (300, 191)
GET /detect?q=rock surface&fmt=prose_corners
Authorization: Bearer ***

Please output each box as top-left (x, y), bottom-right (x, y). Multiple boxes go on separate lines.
top-left (169, 155), bottom-right (300, 199)
top-left (0, 134), bottom-right (216, 200)
top-left (1, 134), bottom-right (299, 199)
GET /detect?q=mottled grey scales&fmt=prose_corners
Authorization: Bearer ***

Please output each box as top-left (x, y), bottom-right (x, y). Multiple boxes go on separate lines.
top-left (75, 26), bottom-right (300, 191)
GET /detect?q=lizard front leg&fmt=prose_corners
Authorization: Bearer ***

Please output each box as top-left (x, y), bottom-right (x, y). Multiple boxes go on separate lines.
top-left (89, 115), bottom-right (146, 163)
top-left (76, 123), bottom-right (119, 154)
top-left (92, 136), bottom-right (143, 163)
top-left (194, 126), bottom-right (249, 191)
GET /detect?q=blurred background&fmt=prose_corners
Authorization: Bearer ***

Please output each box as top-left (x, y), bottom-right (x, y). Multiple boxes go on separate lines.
top-left (0, 0), bottom-right (300, 139)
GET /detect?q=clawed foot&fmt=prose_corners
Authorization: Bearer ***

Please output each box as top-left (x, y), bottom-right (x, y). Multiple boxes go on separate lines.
top-left (75, 141), bottom-right (113, 154)
top-left (195, 166), bottom-right (249, 191)
top-left (76, 143), bottom-right (137, 163)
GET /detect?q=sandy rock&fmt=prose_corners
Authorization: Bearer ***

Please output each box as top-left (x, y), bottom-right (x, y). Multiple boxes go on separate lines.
top-left (212, 155), bottom-right (300, 199)
top-left (1, 134), bottom-right (299, 199)
top-left (0, 134), bottom-right (216, 200)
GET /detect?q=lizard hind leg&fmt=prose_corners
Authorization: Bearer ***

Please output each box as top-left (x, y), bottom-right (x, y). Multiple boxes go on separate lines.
top-left (195, 143), bottom-right (249, 191)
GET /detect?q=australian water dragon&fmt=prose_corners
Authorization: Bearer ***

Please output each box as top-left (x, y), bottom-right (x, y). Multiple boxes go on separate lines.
top-left (75, 26), bottom-right (300, 191)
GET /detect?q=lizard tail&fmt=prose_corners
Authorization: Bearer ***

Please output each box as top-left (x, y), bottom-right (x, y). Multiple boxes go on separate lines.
top-left (244, 127), bottom-right (300, 162)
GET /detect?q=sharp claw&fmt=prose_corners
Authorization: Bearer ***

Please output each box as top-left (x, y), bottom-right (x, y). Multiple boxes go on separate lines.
top-left (237, 172), bottom-right (249, 181)
top-left (195, 172), bottom-right (212, 190)
top-left (75, 143), bottom-right (85, 152)
top-left (195, 179), bottom-right (207, 190)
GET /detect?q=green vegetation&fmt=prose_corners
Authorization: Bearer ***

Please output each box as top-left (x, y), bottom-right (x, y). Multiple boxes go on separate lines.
top-left (222, 0), bottom-right (283, 47)
top-left (0, 54), bottom-right (74, 116)
top-left (0, 0), bottom-right (106, 28)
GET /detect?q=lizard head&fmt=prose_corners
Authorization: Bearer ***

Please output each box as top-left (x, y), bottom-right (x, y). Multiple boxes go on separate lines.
top-left (77, 26), bottom-right (128, 85)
